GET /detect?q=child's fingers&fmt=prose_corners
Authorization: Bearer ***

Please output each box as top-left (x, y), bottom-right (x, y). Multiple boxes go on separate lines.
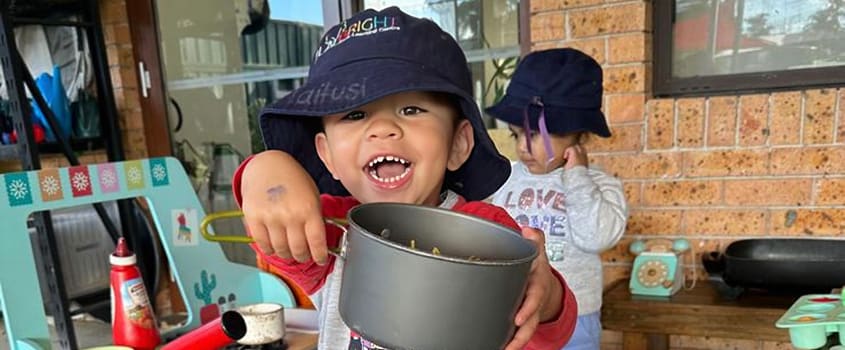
top-left (504, 312), bottom-right (539, 350)
top-left (285, 224), bottom-right (311, 263)
top-left (521, 226), bottom-right (546, 247)
top-left (514, 277), bottom-right (545, 326)
top-left (305, 216), bottom-right (329, 265)
top-left (246, 218), bottom-right (273, 255)
top-left (266, 222), bottom-right (290, 259)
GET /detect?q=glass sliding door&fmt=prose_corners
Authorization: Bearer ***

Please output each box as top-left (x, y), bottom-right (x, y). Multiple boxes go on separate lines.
top-left (154, 0), bottom-right (327, 264)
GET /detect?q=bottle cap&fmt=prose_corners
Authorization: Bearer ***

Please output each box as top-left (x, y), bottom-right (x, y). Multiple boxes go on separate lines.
top-left (110, 237), bottom-right (137, 266)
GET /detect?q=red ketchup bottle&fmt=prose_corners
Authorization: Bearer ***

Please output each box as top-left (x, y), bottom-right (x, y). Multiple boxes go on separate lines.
top-left (110, 237), bottom-right (161, 349)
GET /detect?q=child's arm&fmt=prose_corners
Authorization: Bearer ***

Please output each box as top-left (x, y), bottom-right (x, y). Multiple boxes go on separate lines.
top-left (232, 151), bottom-right (356, 293)
top-left (562, 165), bottom-right (628, 253)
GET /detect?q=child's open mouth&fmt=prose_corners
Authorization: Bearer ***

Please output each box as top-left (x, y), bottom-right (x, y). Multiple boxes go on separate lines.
top-left (365, 155), bottom-right (412, 184)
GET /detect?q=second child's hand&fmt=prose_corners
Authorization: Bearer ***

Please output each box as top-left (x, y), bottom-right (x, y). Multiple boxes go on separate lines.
top-left (563, 144), bottom-right (588, 170)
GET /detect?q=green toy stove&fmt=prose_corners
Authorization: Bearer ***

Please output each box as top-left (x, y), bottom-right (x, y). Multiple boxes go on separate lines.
top-left (776, 294), bottom-right (845, 349)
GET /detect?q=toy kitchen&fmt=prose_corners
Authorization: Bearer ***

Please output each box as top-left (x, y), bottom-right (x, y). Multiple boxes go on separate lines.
top-left (607, 237), bottom-right (845, 350)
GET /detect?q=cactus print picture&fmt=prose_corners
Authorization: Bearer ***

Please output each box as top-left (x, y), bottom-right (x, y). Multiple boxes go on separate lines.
top-left (172, 209), bottom-right (198, 246)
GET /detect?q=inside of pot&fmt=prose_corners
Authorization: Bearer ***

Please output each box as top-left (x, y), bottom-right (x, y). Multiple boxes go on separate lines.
top-left (349, 203), bottom-right (537, 262)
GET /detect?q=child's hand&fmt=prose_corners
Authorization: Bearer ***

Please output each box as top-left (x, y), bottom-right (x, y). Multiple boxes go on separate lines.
top-left (240, 151), bottom-right (330, 265)
top-left (505, 227), bottom-right (563, 350)
top-left (563, 144), bottom-right (588, 170)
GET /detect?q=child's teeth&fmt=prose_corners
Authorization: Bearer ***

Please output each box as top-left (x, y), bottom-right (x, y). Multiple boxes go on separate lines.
top-left (386, 156), bottom-right (394, 161)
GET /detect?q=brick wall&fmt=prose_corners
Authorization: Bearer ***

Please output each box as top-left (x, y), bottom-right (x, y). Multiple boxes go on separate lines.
top-left (100, 0), bottom-right (147, 161)
top-left (516, 1), bottom-right (845, 349)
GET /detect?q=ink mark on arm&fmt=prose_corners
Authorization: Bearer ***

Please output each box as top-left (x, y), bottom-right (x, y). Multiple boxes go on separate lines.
top-left (266, 185), bottom-right (286, 202)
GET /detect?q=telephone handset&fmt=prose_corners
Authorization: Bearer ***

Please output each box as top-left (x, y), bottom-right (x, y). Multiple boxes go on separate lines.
top-left (629, 238), bottom-right (690, 297)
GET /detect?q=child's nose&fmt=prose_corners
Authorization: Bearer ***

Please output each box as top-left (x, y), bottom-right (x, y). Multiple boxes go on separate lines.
top-left (366, 114), bottom-right (402, 140)
top-left (516, 136), bottom-right (530, 153)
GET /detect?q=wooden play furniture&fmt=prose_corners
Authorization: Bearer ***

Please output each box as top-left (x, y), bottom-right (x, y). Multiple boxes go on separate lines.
top-left (601, 280), bottom-right (793, 349)
top-left (0, 157), bottom-right (295, 349)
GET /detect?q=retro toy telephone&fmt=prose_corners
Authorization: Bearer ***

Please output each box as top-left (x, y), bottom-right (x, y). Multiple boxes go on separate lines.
top-left (629, 238), bottom-right (690, 297)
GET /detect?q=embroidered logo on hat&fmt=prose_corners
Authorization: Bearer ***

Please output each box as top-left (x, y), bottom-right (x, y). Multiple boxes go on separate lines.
top-left (315, 15), bottom-right (401, 61)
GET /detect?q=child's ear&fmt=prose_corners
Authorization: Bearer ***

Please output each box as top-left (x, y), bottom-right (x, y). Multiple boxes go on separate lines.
top-left (315, 132), bottom-right (340, 180)
top-left (447, 119), bottom-right (474, 171)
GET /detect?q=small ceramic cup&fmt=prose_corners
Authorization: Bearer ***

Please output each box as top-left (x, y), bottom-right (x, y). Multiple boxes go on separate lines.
top-left (236, 303), bottom-right (285, 345)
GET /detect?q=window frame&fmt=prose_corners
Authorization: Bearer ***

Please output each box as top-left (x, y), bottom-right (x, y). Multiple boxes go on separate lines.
top-left (654, 1), bottom-right (845, 98)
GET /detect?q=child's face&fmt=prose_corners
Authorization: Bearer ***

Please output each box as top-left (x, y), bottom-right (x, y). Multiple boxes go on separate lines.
top-left (315, 91), bottom-right (474, 205)
top-left (508, 125), bottom-right (580, 174)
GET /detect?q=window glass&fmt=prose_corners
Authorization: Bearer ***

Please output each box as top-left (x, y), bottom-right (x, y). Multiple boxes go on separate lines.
top-left (364, 0), bottom-right (521, 127)
top-left (673, 0), bottom-right (845, 78)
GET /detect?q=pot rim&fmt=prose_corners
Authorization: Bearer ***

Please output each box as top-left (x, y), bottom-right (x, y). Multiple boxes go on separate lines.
top-left (346, 203), bottom-right (538, 266)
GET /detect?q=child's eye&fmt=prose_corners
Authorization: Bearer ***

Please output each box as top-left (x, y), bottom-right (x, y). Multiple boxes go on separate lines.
top-left (342, 110), bottom-right (366, 121)
top-left (399, 106), bottom-right (426, 116)
top-left (509, 131), bottom-right (517, 139)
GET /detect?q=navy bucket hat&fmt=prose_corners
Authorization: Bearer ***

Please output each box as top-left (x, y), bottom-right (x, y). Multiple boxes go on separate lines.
top-left (258, 6), bottom-right (510, 200)
top-left (485, 48), bottom-right (611, 138)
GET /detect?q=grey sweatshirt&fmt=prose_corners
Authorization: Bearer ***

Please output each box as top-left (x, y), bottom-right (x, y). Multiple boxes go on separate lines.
top-left (491, 162), bottom-right (628, 315)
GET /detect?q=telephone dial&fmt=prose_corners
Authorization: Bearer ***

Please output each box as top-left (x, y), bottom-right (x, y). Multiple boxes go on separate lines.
top-left (629, 238), bottom-right (690, 297)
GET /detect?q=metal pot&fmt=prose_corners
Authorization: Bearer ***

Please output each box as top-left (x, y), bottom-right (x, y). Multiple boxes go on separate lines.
top-left (199, 203), bottom-right (538, 349)
top-left (337, 203), bottom-right (537, 350)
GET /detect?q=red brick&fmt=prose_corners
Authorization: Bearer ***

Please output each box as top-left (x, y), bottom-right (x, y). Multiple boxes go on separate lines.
top-left (682, 149), bottom-right (769, 177)
top-left (114, 23), bottom-right (132, 44)
top-left (626, 209), bottom-right (682, 235)
top-left (120, 67), bottom-right (138, 90)
top-left (683, 210), bottom-right (767, 236)
top-left (677, 98), bottom-right (705, 148)
top-left (601, 237), bottom-right (635, 263)
top-left (816, 178), bottom-right (845, 205)
top-left (565, 38), bottom-right (606, 63)
top-left (738, 94), bottom-right (769, 146)
top-left (123, 110), bottom-right (145, 130)
top-left (569, 3), bottom-right (647, 38)
top-left (109, 66), bottom-right (123, 88)
top-left (591, 152), bottom-right (681, 179)
top-left (604, 65), bottom-right (647, 93)
top-left (602, 266), bottom-right (632, 290)
top-left (770, 146), bottom-right (845, 175)
top-left (804, 89), bottom-right (836, 144)
top-left (531, 0), bottom-right (603, 12)
top-left (606, 93), bottom-right (645, 123)
top-left (642, 180), bottom-right (721, 206)
top-left (724, 179), bottom-right (812, 206)
top-left (531, 12), bottom-right (566, 42)
top-left (106, 46), bottom-right (119, 69)
top-left (770, 91), bottom-right (802, 145)
top-left (590, 123), bottom-right (642, 152)
top-left (100, 0), bottom-right (127, 25)
top-left (646, 99), bottom-right (674, 149)
top-left (707, 96), bottom-right (738, 147)
top-left (838, 89), bottom-right (845, 143)
top-left (608, 33), bottom-right (650, 64)
top-left (772, 209), bottom-right (845, 236)
top-left (623, 181), bottom-right (642, 206)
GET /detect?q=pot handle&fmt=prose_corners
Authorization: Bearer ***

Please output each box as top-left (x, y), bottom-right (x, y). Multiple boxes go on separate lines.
top-left (200, 209), bottom-right (347, 258)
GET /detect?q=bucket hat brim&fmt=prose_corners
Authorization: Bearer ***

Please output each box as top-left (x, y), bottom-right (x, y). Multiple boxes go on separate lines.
top-left (485, 93), bottom-right (612, 138)
top-left (259, 58), bottom-right (511, 200)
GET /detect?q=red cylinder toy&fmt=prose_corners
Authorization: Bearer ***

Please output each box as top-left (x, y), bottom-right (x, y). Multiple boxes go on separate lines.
top-left (110, 237), bottom-right (161, 349)
top-left (161, 311), bottom-right (247, 350)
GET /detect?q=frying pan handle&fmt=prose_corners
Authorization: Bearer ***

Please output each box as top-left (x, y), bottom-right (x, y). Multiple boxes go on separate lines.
top-left (200, 210), bottom-right (347, 257)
